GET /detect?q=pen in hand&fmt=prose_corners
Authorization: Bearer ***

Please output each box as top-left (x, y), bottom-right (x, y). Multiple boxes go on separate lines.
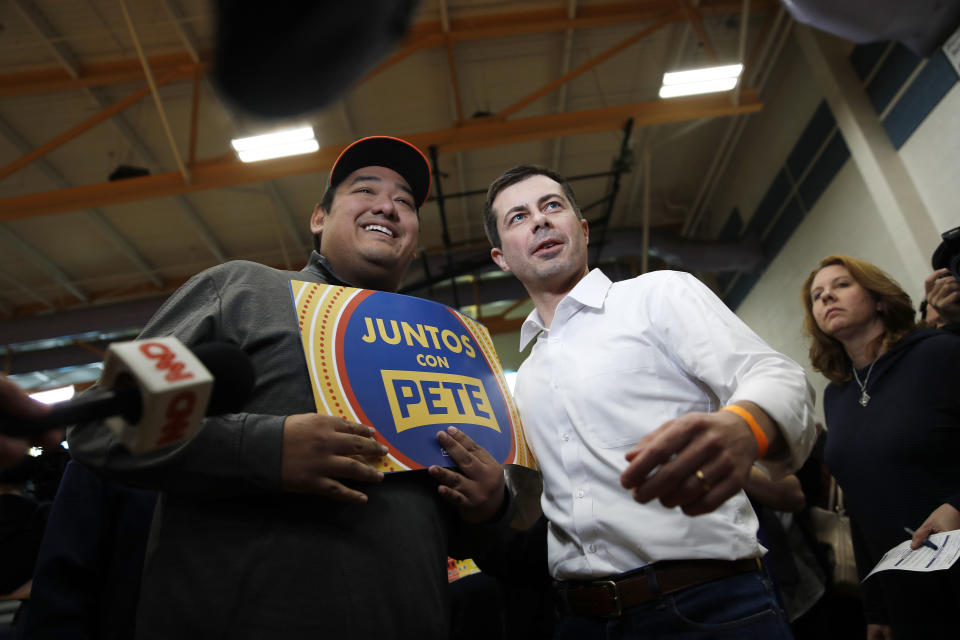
top-left (904, 526), bottom-right (939, 551)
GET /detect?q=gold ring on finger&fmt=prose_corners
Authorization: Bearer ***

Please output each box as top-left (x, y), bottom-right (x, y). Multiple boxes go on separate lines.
top-left (695, 469), bottom-right (713, 492)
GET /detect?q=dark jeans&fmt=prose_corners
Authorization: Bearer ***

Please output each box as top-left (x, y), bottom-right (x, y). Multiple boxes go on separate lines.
top-left (555, 570), bottom-right (792, 640)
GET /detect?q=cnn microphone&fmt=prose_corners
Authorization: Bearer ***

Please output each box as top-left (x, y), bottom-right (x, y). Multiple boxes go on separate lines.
top-left (0, 337), bottom-right (255, 454)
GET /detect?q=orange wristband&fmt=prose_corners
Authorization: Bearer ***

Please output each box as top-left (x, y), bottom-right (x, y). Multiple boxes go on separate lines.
top-left (721, 405), bottom-right (769, 458)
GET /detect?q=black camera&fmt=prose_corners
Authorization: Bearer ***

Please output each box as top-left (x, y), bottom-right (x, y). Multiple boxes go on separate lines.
top-left (932, 225), bottom-right (960, 281)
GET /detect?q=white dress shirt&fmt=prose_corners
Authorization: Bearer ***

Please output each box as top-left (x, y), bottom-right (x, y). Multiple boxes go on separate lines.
top-left (514, 269), bottom-right (816, 580)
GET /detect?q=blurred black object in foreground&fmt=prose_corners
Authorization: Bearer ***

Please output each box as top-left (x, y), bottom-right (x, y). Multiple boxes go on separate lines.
top-left (782, 0), bottom-right (960, 58)
top-left (213, 1), bottom-right (419, 118)
top-left (933, 226), bottom-right (960, 281)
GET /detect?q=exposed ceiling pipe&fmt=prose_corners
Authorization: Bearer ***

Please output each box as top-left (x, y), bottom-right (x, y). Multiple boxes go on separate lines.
top-left (96, 5), bottom-right (229, 263)
top-left (173, 0), bottom-right (306, 260)
top-left (3, 4), bottom-right (163, 289)
top-left (162, 0), bottom-right (200, 64)
top-left (682, 116), bottom-right (741, 235)
top-left (623, 13), bottom-right (695, 226)
top-left (405, 225), bottom-right (766, 306)
top-left (733, 0), bottom-right (750, 105)
top-left (755, 12), bottom-right (793, 89)
top-left (120, 0), bottom-right (191, 183)
top-left (0, 114), bottom-right (161, 289)
top-left (551, 0), bottom-right (579, 172)
top-left (439, 0), bottom-right (471, 238)
top-left (1, 222), bottom-right (765, 369)
top-left (687, 13), bottom-right (793, 237)
top-left (429, 145), bottom-right (460, 308)
top-left (681, 5), bottom-right (788, 237)
top-left (16, 0), bottom-right (229, 265)
top-left (590, 118), bottom-right (634, 263)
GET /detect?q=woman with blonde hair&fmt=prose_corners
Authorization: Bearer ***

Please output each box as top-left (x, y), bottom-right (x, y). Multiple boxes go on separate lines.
top-left (802, 255), bottom-right (960, 639)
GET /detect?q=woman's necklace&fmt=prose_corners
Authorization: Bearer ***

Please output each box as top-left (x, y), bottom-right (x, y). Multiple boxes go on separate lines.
top-left (851, 358), bottom-right (878, 407)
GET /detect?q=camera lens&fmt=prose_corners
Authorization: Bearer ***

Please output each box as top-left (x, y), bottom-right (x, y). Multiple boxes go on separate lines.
top-left (932, 226), bottom-right (960, 281)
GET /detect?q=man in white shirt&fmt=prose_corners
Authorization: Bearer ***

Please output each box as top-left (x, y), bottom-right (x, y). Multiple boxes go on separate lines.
top-left (483, 165), bottom-right (816, 638)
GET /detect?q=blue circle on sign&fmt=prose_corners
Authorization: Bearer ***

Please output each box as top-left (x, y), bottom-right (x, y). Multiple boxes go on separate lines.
top-left (341, 292), bottom-right (513, 469)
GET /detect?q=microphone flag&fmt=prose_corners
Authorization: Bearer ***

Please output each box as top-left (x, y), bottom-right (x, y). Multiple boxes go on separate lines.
top-left (102, 337), bottom-right (214, 454)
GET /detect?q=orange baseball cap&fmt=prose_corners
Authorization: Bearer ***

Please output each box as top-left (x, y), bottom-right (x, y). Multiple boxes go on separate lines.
top-left (328, 136), bottom-right (432, 208)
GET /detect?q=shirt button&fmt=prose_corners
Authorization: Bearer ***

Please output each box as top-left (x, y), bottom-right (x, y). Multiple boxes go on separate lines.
top-left (588, 544), bottom-right (597, 553)
top-left (551, 380), bottom-right (559, 389)
top-left (561, 433), bottom-right (570, 442)
top-left (576, 489), bottom-right (585, 499)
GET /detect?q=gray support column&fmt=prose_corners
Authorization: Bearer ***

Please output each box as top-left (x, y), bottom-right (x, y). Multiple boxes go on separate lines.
top-left (795, 25), bottom-right (939, 282)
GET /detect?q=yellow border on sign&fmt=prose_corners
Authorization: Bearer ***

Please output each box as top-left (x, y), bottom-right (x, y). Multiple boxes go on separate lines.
top-left (292, 281), bottom-right (407, 472)
top-left (292, 281), bottom-right (536, 472)
top-left (457, 313), bottom-right (537, 470)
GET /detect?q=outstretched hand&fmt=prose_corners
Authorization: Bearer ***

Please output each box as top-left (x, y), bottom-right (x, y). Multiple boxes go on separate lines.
top-left (428, 427), bottom-right (505, 523)
top-left (620, 409), bottom-right (760, 516)
top-left (866, 623), bottom-right (893, 640)
top-left (280, 413), bottom-right (387, 503)
top-left (910, 503), bottom-right (960, 550)
top-left (925, 268), bottom-right (960, 324)
top-left (0, 375), bottom-right (59, 470)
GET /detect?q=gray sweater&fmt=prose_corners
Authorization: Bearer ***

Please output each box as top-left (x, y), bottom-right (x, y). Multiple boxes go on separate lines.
top-left (68, 253), bottom-right (491, 639)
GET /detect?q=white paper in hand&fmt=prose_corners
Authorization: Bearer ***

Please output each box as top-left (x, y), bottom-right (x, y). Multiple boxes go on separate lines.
top-left (864, 530), bottom-right (960, 581)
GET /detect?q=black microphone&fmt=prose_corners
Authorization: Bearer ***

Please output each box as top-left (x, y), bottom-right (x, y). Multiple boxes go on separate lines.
top-left (0, 339), bottom-right (255, 453)
top-left (212, 0), bottom-right (417, 117)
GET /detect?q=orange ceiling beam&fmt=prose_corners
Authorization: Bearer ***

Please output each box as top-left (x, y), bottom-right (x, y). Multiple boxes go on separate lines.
top-left (744, 8), bottom-right (778, 81)
top-left (188, 66), bottom-right (203, 167)
top-left (0, 53), bottom-right (202, 98)
top-left (416, 0), bottom-right (772, 42)
top-left (362, 34), bottom-right (445, 81)
top-left (445, 39), bottom-right (465, 124)
top-left (493, 11), bottom-right (678, 121)
top-left (364, 1), bottom-right (771, 81)
top-left (0, 1), bottom-right (773, 98)
top-left (677, 0), bottom-right (720, 61)
top-left (0, 66), bottom-right (189, 184)
top-left (0, 90), bottom-right (762, 221)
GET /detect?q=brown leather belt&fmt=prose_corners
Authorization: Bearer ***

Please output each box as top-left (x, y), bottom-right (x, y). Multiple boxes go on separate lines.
top-left (556, 558), bottom-right (761, 618)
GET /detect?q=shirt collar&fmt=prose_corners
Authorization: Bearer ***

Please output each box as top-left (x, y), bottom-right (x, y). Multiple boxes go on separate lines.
top-left (303, 251), bottom-right (352, 287)
top-left (518, 268), bottom-right (611, 350)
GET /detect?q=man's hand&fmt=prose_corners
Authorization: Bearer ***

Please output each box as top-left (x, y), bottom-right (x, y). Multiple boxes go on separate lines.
top-left (745, 467), bottom-right (805, 513)
top-left (280, 413), bottom-right (388, 502)
top-left (866, 623), bottom-right (893, 640)
top-left (925, 268), bottom-right (960, 324)
top-left (910, 503), bottom-right (960, 550)
top-left (620, 407), bottom-right (768, 516)
top-left (428, 427), bottom-right (505, 523)
top-left (0, 375), bottom-right (59, 470)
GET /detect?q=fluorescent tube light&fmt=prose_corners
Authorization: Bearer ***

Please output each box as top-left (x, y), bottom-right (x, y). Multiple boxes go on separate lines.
top-left (659, 76), bottom-right (739, 98)
top-left (659, 63), bottom-right (743, 98)
top-left (662, 64), bottom-right (743, 86)
top-left (236, 139), bottom-right (320, 163)
top-left (30, 385), bottom-right (75, 404)
top-left (231, 126), bottom-right (318, 162)
top-left (231, 126), bottom-right (314, 151)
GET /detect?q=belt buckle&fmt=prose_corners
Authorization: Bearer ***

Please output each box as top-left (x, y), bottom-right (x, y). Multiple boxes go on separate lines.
top-left (596, 580), bottom-right (623, 618)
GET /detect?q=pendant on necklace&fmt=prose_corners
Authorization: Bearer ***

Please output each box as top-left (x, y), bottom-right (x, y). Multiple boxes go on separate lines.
top-left (859, 391), bottom-right (870, 407)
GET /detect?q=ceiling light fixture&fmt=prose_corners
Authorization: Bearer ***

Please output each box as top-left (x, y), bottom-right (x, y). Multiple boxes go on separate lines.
top-left (30, 385), bottom-right (75, 404)
top-left (659, 63), bottom-right (744, 98)
top-left (231, 126), bottom-right (319, 162)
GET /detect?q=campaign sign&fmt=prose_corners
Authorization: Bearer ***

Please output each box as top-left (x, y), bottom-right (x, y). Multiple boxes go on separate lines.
top-left (290, 280), bottom-right (535, 473)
